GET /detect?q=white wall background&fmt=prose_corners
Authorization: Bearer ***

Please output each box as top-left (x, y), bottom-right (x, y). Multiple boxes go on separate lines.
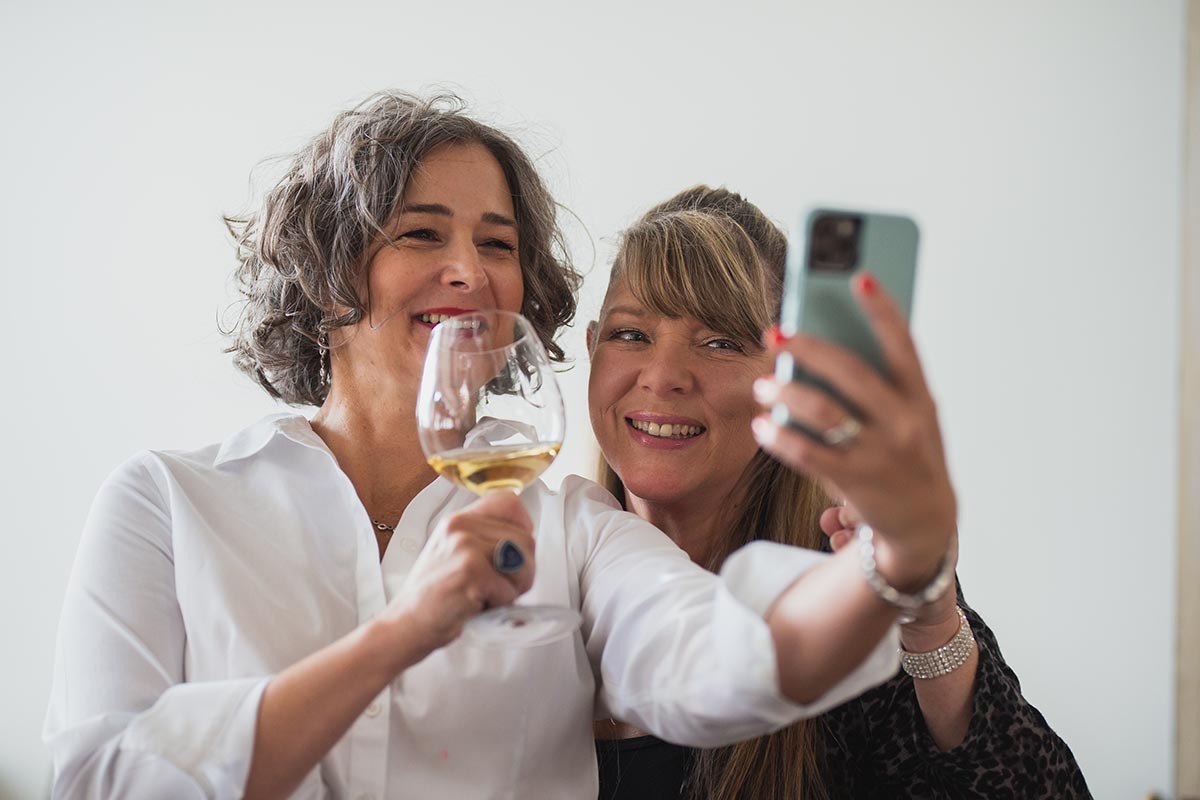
top-left (0, 1), bottom-right (1184, 798)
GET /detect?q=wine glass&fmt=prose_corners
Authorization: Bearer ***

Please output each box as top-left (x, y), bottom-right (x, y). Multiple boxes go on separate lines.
top-left (416, 309), bottom-right (581, 646)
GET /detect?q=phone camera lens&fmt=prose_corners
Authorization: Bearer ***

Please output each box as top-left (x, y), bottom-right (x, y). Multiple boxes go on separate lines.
top-left (809, 214), bottom-right (862, 272)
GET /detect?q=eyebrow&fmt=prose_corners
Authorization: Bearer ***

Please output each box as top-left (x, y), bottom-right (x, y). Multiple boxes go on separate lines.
top-left (399, 203), bottom-right (517, 229)
top-left (602, 305), bottom-right (648, 319)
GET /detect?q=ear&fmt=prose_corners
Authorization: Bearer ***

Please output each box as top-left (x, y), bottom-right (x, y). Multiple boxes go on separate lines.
top-left (586, 321), bottom-right (597, 358)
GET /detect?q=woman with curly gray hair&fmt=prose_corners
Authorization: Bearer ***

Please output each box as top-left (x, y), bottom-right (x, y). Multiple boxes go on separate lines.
top-left (225, 93), bottom-right (579, 408)
top-left (44, 92), bottom-right (912, 799)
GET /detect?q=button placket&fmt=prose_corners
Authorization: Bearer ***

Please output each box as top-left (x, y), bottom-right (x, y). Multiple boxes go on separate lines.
top-left (348, 689), bottom-right (389, 800)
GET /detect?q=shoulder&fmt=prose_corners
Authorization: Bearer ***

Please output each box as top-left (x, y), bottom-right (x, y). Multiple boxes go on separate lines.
top-left (536, 477), bottom-right (690, 571)
top-left (143, 412), bottom-right (304, 478)
top-left (92, 413), bottom-right (302, 520)
top-left (79, 451), bottom-right (184, 564)
top-left (530, 475), bottom-right (658, 536)
top-left (557, 474), bottom-right (624, 511)
top-left (90, 450), bottom-right (173, 519)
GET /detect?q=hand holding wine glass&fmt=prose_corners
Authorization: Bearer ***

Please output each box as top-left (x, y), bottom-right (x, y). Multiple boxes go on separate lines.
top-left (416, 310), bottom-right (581, 646)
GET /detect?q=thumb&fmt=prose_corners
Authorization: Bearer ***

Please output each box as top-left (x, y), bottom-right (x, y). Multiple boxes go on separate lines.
top-left (829, 529), bottom-right (854, 552)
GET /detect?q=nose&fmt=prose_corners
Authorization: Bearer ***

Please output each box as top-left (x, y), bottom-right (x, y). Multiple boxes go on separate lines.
top-left (441, 238), bottom-right (489, 292)
top-left (638, 341), bottom-right (695, 397)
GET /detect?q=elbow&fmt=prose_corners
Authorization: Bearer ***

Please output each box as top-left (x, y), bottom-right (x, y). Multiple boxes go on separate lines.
top-left (769, 612), bottom-right (837, 707)
top-left (770, 609), bottom-right (863, 707)
top-left (782, 685), bottom-right (824, 707)
top-left (778, 664), bottom-right (838, 707)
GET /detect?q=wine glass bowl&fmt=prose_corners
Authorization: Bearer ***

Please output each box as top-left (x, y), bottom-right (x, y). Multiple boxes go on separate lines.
top-left (416, 310), bottom-right (580, 646)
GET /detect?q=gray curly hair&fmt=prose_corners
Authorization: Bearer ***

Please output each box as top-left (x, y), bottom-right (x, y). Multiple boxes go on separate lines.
top-left (224, 91), bottom-right (582, 406)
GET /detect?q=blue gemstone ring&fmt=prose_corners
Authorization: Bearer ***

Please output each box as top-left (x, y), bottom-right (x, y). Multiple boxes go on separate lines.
top-left (493, 539), bottom-right (525, 574)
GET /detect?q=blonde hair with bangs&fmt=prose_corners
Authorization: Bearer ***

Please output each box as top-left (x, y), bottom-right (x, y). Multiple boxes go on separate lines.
top-left (596, 186), bottom-right (831, 800)
top-left (607, 205), bottom-right (779, 352)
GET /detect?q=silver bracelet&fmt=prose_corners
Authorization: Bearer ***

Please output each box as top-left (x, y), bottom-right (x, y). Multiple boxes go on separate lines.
top-left (900, 606), bottom-right (976, 679)
top-left (856, 524), bottom-right (955, 612)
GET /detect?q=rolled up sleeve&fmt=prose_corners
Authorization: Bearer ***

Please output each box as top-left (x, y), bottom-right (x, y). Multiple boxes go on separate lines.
top-left (716, 541), bottom-right (900, 720)
top-left (573, 478), bottom-right (898, 747)
top-left (44, 454), bottom-right (269, 799)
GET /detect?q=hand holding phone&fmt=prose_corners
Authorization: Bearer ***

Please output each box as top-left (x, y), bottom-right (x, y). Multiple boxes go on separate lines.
top-left (753, 209), bottom-right (956, 592)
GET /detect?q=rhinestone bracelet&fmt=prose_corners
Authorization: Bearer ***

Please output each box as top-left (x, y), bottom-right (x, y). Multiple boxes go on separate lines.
top-left (900, 606), bottom-right (976, 679)
top-left (857, 524), bottom-right (956, 612)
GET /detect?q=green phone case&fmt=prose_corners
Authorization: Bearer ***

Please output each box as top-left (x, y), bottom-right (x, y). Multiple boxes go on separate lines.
top-left (775, 208), bottom-right (919, 407)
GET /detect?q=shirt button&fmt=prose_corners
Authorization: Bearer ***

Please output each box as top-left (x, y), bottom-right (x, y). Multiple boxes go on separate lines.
top-left (365, 701), bottom-right (382, 718)
top-left (400, 538), bottom-right (419, 553)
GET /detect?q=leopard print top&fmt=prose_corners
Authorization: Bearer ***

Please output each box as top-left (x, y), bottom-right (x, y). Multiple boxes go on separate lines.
top-left (817, 589), bottom-right (1092, 798)
top-left (596, 585), bottom-right (1092, 799)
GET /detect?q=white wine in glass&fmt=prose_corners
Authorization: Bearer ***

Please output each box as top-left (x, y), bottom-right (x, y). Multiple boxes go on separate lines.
top-left (416, 310), bottom-right (580, 646)
top-left (427, 443), bottom-right (561, 495)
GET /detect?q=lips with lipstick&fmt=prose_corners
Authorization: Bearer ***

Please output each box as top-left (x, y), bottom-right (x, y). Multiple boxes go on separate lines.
top-left (626, 417), bottom-right (706, 440)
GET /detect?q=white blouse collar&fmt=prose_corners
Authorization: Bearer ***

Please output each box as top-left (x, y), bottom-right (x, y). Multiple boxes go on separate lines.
top-left (212, 412), bottom-right (329, 468)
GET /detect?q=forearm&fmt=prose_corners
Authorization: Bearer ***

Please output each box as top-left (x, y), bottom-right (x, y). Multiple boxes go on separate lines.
top-left (767, 545), bottom-right (899, 704)
top-left (244, 618), bottom-right (422, 800)
top-left (901, 615), bottom-right (978, 751)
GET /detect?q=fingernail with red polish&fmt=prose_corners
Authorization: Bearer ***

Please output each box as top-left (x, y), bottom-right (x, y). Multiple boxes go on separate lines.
top-left (856, 273), bottom-right (878, 295)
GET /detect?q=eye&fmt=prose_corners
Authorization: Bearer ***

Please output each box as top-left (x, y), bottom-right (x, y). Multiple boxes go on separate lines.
top-left (704, 337), bottom-right (745, 353)
top-left (609, 328), bottom-right (649, 343)
top-left (399, 228), bottom-right (440, 242)
top-left (480, 238), bottom-right (516, 252)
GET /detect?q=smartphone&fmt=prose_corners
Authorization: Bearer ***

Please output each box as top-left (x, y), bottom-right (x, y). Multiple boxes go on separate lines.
top-left (774, 208), bottom-right (919, 414)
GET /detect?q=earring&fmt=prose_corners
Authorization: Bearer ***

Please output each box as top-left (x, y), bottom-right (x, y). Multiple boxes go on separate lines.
top-left (318, 333), bottom-right (329, 386)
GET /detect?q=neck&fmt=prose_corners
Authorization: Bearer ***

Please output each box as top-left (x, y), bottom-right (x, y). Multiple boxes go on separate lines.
top-left (310, 379), bottom-right (436, 526)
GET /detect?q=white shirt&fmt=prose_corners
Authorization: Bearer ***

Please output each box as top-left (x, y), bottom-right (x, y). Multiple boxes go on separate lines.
top-left (44, 413), bottom-right (898, 799)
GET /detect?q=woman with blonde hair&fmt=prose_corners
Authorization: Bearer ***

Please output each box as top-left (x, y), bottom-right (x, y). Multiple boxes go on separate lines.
top-left (590, 186), bottom-right (1090, 798)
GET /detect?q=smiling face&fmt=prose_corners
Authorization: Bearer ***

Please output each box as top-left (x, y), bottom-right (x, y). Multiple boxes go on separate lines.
top-left (331, 142), bottom-right (524, 393)
top-left (588, 277), bottom-right (771, 508)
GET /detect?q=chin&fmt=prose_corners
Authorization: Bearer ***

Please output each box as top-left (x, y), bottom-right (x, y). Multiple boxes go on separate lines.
top-left (621, 475), bottom-right (692, 507)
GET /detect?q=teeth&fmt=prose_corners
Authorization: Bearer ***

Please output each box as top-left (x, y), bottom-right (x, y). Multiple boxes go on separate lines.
top-left (629, 419), bottom-right (703, 439)
top-left (418, 314), bottom-right (480, 328)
